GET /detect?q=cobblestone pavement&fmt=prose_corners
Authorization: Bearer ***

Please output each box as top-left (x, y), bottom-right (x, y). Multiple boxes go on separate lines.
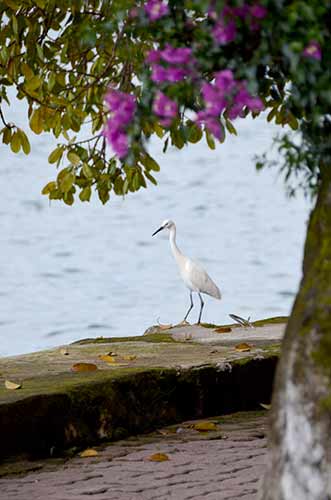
top-left (0, 412), bottom-right (268, 500)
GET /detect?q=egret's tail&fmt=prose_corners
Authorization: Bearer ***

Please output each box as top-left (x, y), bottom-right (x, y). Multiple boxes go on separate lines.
top-left (208, 282), bottom-right (221, 300)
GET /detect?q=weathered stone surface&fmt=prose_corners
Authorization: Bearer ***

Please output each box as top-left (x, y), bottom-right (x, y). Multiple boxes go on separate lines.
top-left (0, 319), bottom-right (285, 460)
top-left (0, 411), bottom-right (268, 499)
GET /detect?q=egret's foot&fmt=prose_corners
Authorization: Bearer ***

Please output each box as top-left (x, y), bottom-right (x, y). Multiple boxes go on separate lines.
top-left (178, 320), bottom-right (190, 326)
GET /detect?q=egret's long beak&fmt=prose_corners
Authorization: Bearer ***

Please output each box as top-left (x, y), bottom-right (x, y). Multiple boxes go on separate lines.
top-left (152, 226), bottom-right (164, 237)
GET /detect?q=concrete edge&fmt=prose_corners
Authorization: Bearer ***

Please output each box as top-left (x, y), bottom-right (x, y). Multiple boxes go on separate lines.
top-left (0, 354), bottom-right (278, 460)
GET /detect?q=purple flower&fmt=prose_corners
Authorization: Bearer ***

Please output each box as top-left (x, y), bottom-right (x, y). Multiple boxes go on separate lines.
top-left (144, 0), bottom-right (169, 21)
top-left (303, 40), bottom-right (322, 61)
top-left (103, 126), bottom-right (129, 158)
top-left (151, 64), bottom-right (189, 83)
top-left (196, 112), bottom-right (224, 140)
top-left (160, 45), bottom-right (192, 65)
top-left (215, 69), bottom-right (235, 93)
top-left (104, 89), bottom-right (136, 125)
top-left (151, 64), bottom-right (168, 83)
top-left (250, 4), bottom-right (267, 19)
top-left (201, 83), bottom-right (226, 116)
top-left (146, 49), bottom-right (161, 64)
top-left (228, 83), bottom-right (264, 118)
top-left (246, 96), bottom-right (264, 113)
top-left (212, 18), bottom-right (236, 45)
top-left (231, 5), bottom-right (250, 19)
top-left (103, 89), bottom-right (136, 158)
top-left (166, 67), bottom-right (188, 82)
top-left (153, 91), bottom-right (178, 127)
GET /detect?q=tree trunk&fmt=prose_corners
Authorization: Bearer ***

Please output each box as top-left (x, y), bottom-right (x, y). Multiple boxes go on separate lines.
top-left (259, 169), bottom-right (331, 500)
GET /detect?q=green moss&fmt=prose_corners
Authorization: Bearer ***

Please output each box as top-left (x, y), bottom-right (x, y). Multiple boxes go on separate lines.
top-left (72, 333), bottom-right (176, 346)
top-left (252, 316), bottom-right (288, 326)
top-left (201, 316), bottom-right (287, 329)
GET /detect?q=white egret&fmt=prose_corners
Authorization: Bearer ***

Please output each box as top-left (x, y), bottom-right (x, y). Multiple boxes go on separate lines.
top-left (152, 219), bottom-right (221, 324)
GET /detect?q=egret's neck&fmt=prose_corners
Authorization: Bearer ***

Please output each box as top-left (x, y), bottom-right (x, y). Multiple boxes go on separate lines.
top-left (169, 225), bottom-right (182, 262)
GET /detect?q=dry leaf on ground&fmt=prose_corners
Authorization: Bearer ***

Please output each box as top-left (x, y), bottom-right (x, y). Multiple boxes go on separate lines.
top-left (98, 354), bottom-right (117, 363)
top-left (71, 363), bottom-right (97, 372)
top-left (79, 448), bottom-right (98, 458)
top-left (214, 327), bottom-right (232, 333)
top-left (235, 342), bottom-right (252, 352)
top-left (193, 422), bottom-right (217, 432)
top-left (147, 453), bottom-right (169, 462)
top-left (5, 380), bottom-right (22, 390)
top-left (122, 355), bottom-right (137, 361)
top-left (260, 403), bottom-right (271, 410)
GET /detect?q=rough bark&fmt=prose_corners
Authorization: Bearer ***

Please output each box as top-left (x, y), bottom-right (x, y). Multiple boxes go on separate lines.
top-left (259, 169), bottom-right (331, 500)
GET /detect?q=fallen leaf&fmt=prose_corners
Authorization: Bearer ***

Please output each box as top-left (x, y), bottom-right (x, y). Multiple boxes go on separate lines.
top-left (260, 403), bottom-right (271, 410)
top-left (79, 448), bottom-right (98, 458)
top-left (214, 327), bottom-right (232, 333)
top-left (71, 363), bottom-right (97, 372)
top-left (98, 354), bottom-right (117, 363)
top-left (60, 347), bottom-right (69, 355)
top-left (235, 342), bottom-right (252, 352)
top-left (5, 380), bottom-right (22, 390)
top-left (147, 453), bottom-right (169, 462)
top-left (193, 422), bottom-right (217, 432)
top-left (122, 355), bottom-right (137, 361)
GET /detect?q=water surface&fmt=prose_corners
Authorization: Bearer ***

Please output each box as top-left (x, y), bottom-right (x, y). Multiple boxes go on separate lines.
top-left (0, 112), bottom-right (310, 356)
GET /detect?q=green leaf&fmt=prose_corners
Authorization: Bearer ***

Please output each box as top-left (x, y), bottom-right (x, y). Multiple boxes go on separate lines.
top-left (145, 171), bottom-right (157, 186)
top-left (63, 191), bottom-right (74, 205)
top-left (30, 108), bottom-right (43, 134)
top-left (12, 16), bottom-right (18, 36)
top-left (48, 146), bottom-right (64, 164)
top-left (82, 163), bottom-right (93, 178)
top-left (205, 130), bottom-right (215, 150)
top-left (267, 107), bottom-right (278, 122)
top-left (141, 154), bottom-right (160, 171)
top-left (59, 172), bottom-right (75, 193)
top-left (188, 123), bottom-right (203, 143)
top-left (2, 127), bottom-right (12, 145)
top-left (17, 129), bottom-right (31, 154)
top-left (98, 188), bottom-right (110, 204)
top-left (42, 181), bottom-right (57, 195)
top-left (67, 151), bottom-right (81, 166)
top-left (10, 131), bottom-right (21, 153)
top-left (79, 185), bottom-right (91, 202)
top-left (154, 123), bottom-right (164, 138)
top-left (25, 75), bottom-right (42, 91)
top-left (225, 119), bottom-right (237, 136)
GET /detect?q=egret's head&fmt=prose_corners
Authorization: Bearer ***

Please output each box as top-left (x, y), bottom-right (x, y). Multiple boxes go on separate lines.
top-left (152, 219), bottom-right (175, 236)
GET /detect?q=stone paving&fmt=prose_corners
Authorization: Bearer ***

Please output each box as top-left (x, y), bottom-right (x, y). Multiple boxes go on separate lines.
top-left (0, 412), bottom-right (267, 500)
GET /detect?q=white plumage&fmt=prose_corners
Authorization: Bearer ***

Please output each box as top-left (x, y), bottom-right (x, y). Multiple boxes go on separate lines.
top-left (152, 219), bottom-right (221, 323)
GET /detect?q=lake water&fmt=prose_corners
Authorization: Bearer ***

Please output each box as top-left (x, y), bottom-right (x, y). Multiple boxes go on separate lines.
top-left (0, 108), bottom-right (311, 356)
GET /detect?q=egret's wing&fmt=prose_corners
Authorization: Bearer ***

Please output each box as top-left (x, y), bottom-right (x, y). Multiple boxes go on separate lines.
top-left (186, 258), bottom-right (221, 299)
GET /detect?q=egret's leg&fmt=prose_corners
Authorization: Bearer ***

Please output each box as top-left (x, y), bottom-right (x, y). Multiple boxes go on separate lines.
top-left (197, 293), bottom-right (204, 324)
top-left (183, 291), bottom-right (194, 322)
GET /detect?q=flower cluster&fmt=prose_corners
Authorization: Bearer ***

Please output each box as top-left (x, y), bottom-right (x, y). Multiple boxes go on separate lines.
top-left (103, 89), bottom-right (136, 158)
top-left (210, 3), bottom-right (267, 45)
top-left (303, 40), bottom-right (322, 61)
top-left (152, 91), bottom-right (178, 127)
top-left (197, 69), bottom-right (264, 139)
top-left (146, 45), bottom-right (193, 83)
top-left (144, 0), bottom-right (168, 22)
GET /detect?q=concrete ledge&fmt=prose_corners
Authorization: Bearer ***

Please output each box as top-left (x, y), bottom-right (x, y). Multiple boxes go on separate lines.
top-left (0, 319), bottom-right (285, 459)
top-left (0, 356), bottom-right (277, 459)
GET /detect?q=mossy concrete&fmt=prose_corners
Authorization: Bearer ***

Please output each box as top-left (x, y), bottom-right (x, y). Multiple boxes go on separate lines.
top-left (0, 318), bottom-right (286, 460)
